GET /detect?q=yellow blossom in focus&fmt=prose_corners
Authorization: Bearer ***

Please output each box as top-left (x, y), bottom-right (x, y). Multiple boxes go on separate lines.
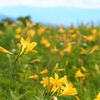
top-left (17, 37), bottom-right (37, 55)
top-left (40, 76), bottom-right (49, 87)
top-left (75, 69), bottom-right (85, 78)
top-left (0, 46), bottom-right (13, 55)
top-left (50, 73), bottom-right (64, 92)
top-left (59, 82), bottom-right (77, 96)
top-left (94, 92), bottom-right (100, 100)
top-left (40, 68), bottom-right (48, 74)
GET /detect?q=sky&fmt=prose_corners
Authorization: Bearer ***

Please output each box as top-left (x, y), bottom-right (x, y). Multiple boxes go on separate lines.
top-left (0, 0), bottom-right (100, 26)
top-left (0, 0), bottom-right (100, 8)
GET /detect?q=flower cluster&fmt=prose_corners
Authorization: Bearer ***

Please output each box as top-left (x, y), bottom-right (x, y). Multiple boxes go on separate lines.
top-left (40, 73), bottom-right (79, 99)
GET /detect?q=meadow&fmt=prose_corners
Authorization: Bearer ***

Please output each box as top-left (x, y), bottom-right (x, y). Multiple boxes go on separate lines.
top-left (0, 18), bottom-right (100, 100)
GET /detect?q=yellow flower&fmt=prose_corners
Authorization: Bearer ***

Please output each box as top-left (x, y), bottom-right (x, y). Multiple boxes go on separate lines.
top-left (28, 74), bottom-right (39, 80)
top-left (91, 29), bottom-right (97, 35)
top-left (75, 69), bottom-right (85, 78)
top-left (0, 46), bottom-right (13, 55)
top-left (63, 43), bottom-right (72, 53)
top-left (17, 37), bottom-right (37, 55)
top-left (86, 35), bottom-right (95, 41)
top-left (40, 68), bottom-right (48, 74)
top-left (59, 82), bottom-right (77, 96)
top-left (41, 37), bottom-right (51, 48)
top-left (60, 51), bottom-right (64, 57)
top-left (50, 46), bottom-right (58, 53)
top-left (16, 28), bottom-right (23, 33)
top-left (40, 76), bottom-right (49, 87)
top-left (27, 29), bottom-right (35, 38)
top-left (15, 34), bottom-right (21, 39)
top-left (89, 45), bottom-right (99, 54)
top-left (0, 30), bottom-right (3, 35)
top-left (94, 92), bottom-right (100, 100)
top-left (50, 73), bottom-right (64, 92)
top-left (38, 27), bottom-right (45, 35)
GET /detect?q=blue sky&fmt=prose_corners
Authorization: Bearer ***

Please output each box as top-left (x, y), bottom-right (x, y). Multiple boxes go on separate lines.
top-left (0, 0), bottom-right (100, 8)
top-left (0, 0), bottom-right (100, 26)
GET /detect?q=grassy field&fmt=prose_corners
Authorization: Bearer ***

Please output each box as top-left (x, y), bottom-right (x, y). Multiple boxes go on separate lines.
top-left (0, 19), bottom-right (100, 100)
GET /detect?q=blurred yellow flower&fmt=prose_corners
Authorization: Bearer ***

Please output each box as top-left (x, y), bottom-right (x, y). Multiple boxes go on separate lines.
top-left (38, 27), bottom-right (45, 35)
top-left (15, 34), bottom-right (21, 39)
top-left (60, 51), bottom-right (64, 57)
top-left (41, 37), bottom-right (51, 48)
top-left (40, 68), bottom-right (48, 74)
top-left (17, 37), bottom-right (37, 55)
top-left (0, 30), bottom-right (3, 35)
top-left (50, 46), bottom-right (58, 53)
top-left (4, 22), bottom-right (8, 27)
top-left (75, 69), bottom-right (85, 78)
top-left (28, 74), bottom-right (39, 80)
top-left (94, 92), bottom-right (100, 100)
top-left (40, 76), bottom-right (49, 87)
top-left (86, 35), bottom-right (95, 41)
top-left (27, 29), bottom-right (35, 38)
top-left (89, 45), bottom-right (99, 54)
top-left (16, 28), bottom-right (23, 33)
top-left (63, 42), bottom-right (72, 53)
top-left (91, 29), bottom-right (97, 35)
top-left (0, 46), bottom-right (13, 55)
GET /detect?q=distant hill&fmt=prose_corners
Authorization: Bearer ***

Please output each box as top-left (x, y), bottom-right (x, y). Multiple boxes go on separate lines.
top-left (0, 14), bottom-right (7, 20)
top-left (0, 6), bottom-right (100, 26)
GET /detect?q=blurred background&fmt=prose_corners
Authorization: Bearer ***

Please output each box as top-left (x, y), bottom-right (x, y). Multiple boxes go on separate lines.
top-left (0, 0), bottom-right (100, 26)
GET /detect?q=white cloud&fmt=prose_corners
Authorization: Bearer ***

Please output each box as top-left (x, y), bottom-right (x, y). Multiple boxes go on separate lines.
top-left (0, 0), bottom-right (100, 8)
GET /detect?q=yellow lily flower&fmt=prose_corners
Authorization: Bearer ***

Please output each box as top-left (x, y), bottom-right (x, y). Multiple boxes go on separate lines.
top-left (40, 76), bottom-right (49, 87)
top-left (75, 69), bottom-right (85, 78)
top-left (94, 92), bottom-right (100, 100)
top-left (60, 82), bottom-right (77, 96)
top-left (40, 68), bottom-right (48, 74)
top-left (0, 46), bottom-right (13, 55)
top-left (17, 37), bottom-right (37, 55)
top-left (50, 73), bottom-right (64, 92)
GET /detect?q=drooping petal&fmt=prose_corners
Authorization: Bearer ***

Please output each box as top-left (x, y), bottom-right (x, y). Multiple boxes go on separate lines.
top-left (0, 46), bottom-right (13, 55)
